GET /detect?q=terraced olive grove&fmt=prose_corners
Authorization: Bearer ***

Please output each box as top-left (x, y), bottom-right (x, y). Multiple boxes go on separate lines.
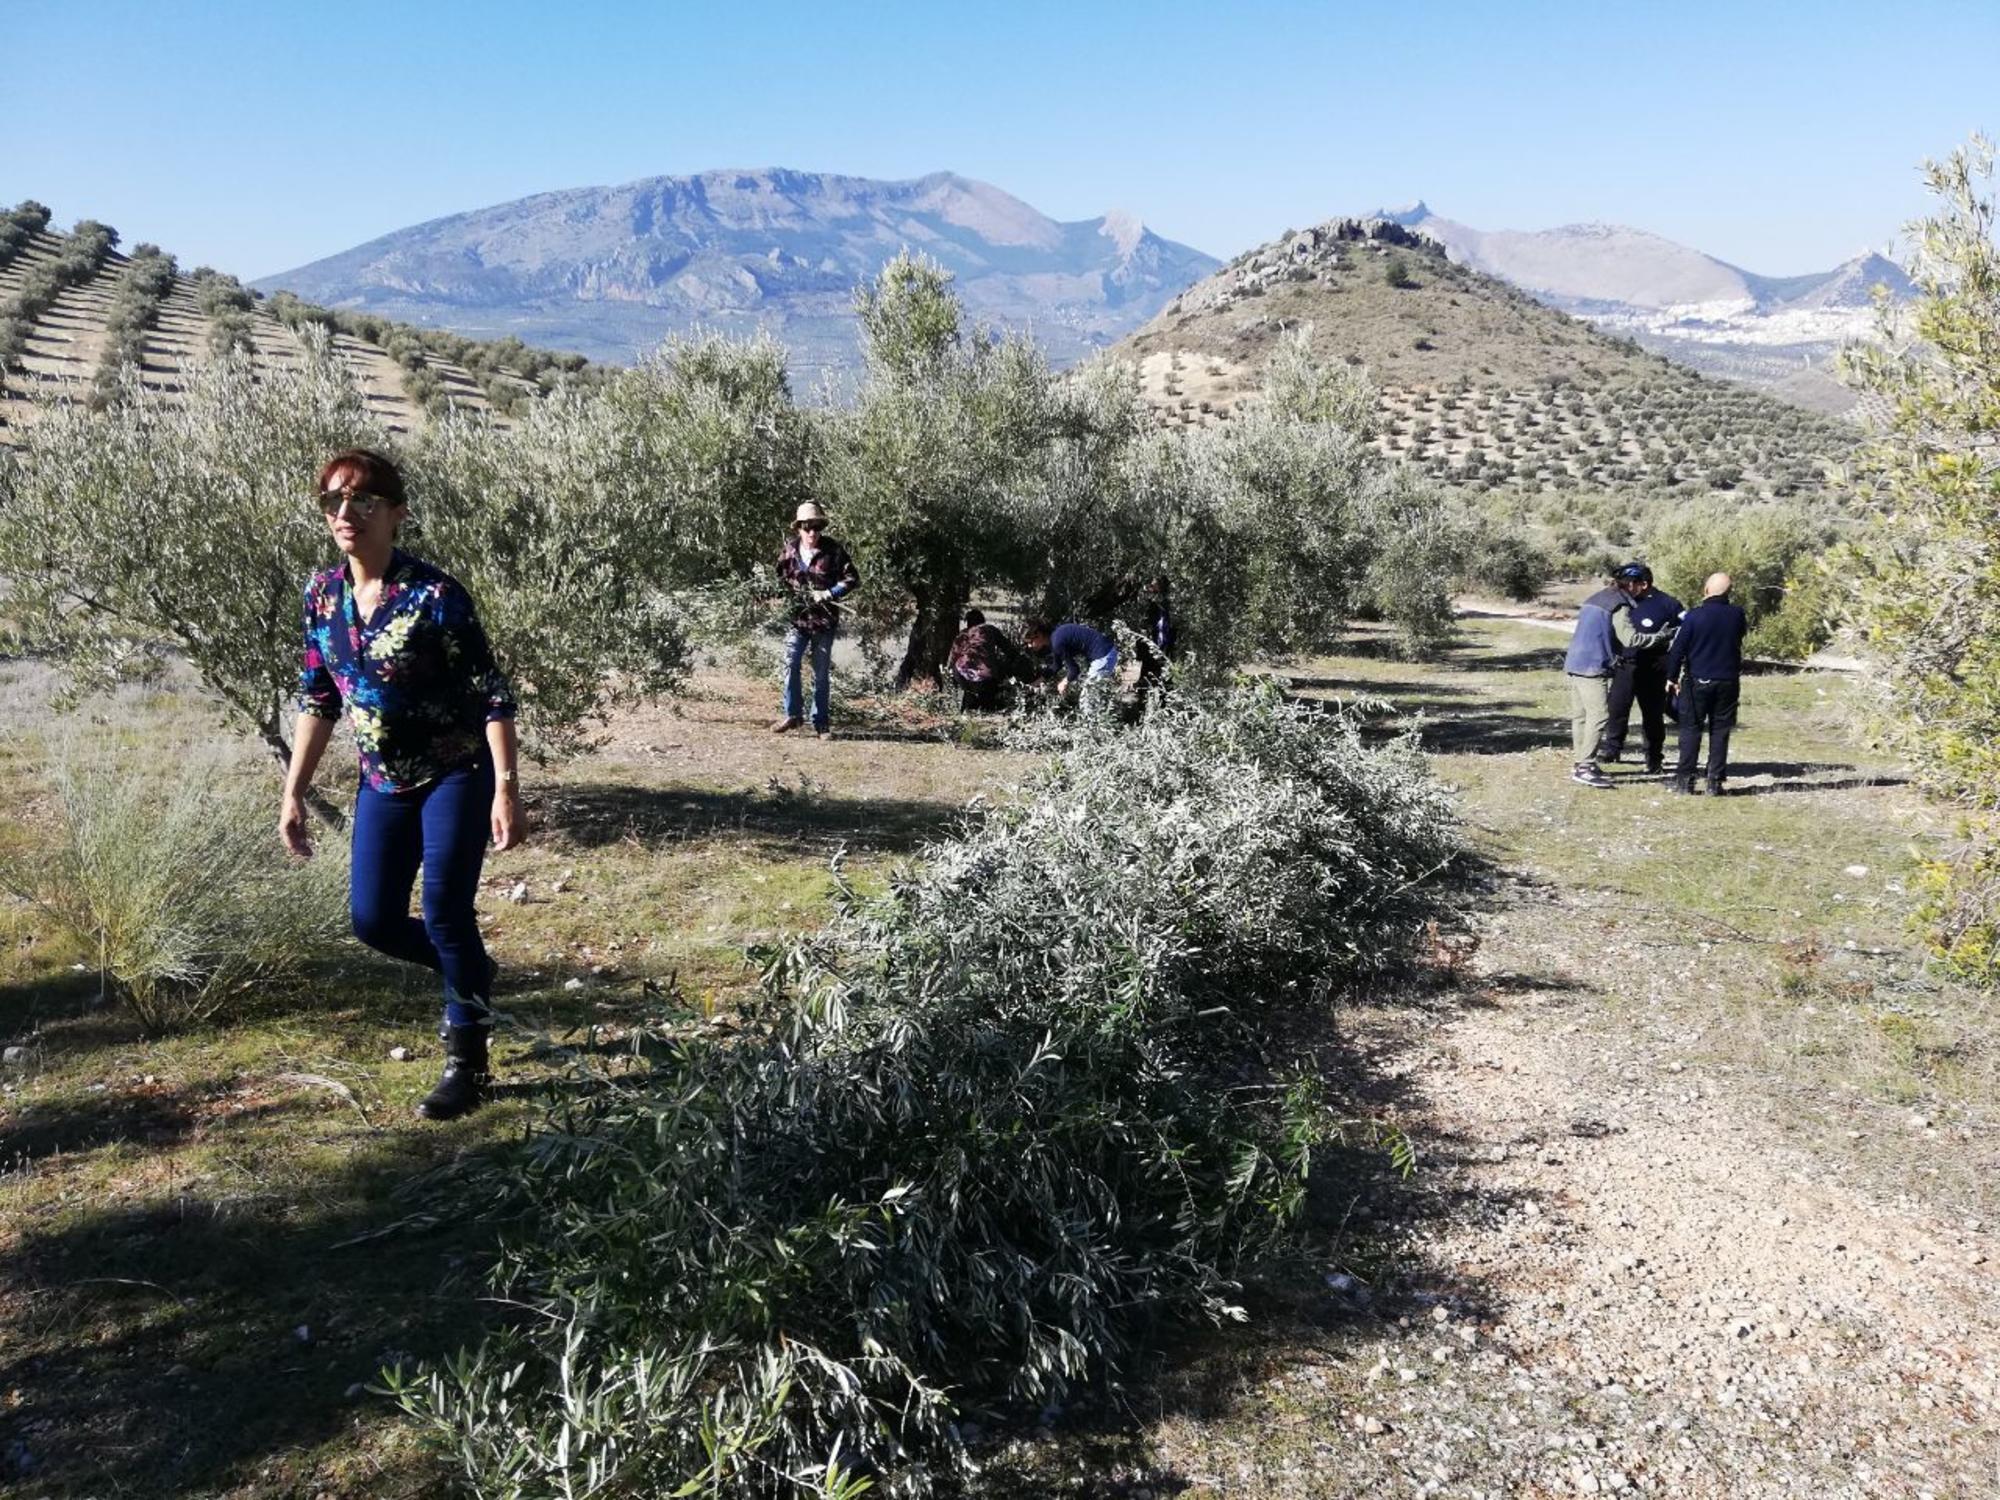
top-left (1116, 218), bottom-right (1855, 500)
top-left (0, 210), bottom-right (602, 444)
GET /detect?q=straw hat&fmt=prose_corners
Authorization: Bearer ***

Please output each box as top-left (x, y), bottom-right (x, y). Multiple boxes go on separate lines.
top-left (793, 501), bottom-right (827, 526)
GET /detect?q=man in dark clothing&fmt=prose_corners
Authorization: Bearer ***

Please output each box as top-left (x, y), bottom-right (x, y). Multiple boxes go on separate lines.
top-left (1663, 572), bottom-right (1749, 796)
top-left (1594, 562), bottom-right (1684, 772)
top-left (1564, 573), bottom-right (1677, 790)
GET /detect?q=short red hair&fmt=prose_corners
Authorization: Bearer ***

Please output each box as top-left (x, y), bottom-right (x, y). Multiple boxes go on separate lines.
top-left (317, 447), bottom-right (407, 506)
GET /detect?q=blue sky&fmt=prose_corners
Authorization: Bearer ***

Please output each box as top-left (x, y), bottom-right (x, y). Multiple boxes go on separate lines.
top-left (5, 0), bottom-right (1992, 279)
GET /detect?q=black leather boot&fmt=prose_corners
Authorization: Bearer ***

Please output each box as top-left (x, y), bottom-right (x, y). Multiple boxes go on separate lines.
top-left (416, 1022), bottom-right (491, 1121)
top-left (1671, 777), bottom-right (1696, 795)
top-left (1705, 778), bottom-right (1726, 798)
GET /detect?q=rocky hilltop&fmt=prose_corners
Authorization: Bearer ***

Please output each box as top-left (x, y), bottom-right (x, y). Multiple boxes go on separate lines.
top-left (255, 169), bottom-right (1220, 382)
top-left (1112, 216), bottom-right (1851, 499)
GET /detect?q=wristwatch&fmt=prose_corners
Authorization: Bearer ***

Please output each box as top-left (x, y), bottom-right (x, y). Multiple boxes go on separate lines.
top-left (498, 769), bottom-right (519, 784)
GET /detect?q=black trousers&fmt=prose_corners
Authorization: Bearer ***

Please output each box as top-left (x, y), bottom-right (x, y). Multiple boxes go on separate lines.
top-left (956, 675), bottom-right (1007, 713)
top-left (1597, 656), bottom-right (1671, 763)
top-left (1675, 678), bottom-right (1739, 785)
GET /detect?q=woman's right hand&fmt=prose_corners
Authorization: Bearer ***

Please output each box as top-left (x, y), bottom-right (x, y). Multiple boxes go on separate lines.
top-left (279, 794), bottom-right (313, 859)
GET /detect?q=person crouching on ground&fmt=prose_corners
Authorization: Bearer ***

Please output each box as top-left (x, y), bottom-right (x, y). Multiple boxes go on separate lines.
top-left (1664, 572), bottom-right (1748, 796)
top-left (1594, 562), bottom-right (1684, 772)
top-left (948, 608), bottom-right (1021, 711)
top-left (772, 501), bottom-right (860, 741)
top-left (279, 448), bottom-right (521, 1122)
top-left (1024, 618), bottom-right (1118, 711)
top-left (1562, 569), bottom-right (1676, 789)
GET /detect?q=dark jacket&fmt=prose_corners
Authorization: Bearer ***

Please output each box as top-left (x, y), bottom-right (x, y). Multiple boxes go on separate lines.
top-left (1621, 588), bottom-right (1685, 664)
top-left (777, 534), bottom-right (860, 633)
top-left (1048, 622), bottom-right (1117, 681)
top-left (948, 623), bottom-right (1019, 685)
top-left (1564, 586), bottom-right (1628, 676)
top-left (1665, 596), bottom-right (1747, 683)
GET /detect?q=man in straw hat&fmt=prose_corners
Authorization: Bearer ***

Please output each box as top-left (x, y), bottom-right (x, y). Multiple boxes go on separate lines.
top-left (773, 501), bottom-right (861, 740)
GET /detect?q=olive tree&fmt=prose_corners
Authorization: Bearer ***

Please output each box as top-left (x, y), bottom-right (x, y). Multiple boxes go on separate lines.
top-left (1839, 135), bottom-right (2000, 982)
top-left (825, 254), bottom-right (1057, 685)
top-left (601, 330), bottom-right (816, 584)
top-left (0, 336), bottom-right (376, 816)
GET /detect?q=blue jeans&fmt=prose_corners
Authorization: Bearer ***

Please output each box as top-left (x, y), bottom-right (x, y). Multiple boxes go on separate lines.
top-left (350, 760), bottom-right (494, 1024)
top-left (782, 626), bottom-right (836, 731)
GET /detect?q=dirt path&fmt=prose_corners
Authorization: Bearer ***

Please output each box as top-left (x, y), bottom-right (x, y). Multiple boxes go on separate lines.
top-left (1121, 623), bottom-right (1994, 1498)
top-left (1339, 898), bottom-right (1998, 1498)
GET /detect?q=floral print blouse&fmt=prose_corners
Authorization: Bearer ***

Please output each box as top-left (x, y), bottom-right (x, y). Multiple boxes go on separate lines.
top-left (298, 550), bottom-right (516, 794)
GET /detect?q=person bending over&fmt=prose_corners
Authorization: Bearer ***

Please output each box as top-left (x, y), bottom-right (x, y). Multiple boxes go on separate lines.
top-left (279, 448), bottom-right (521, 1122)
top-left (772, 501), bottom-right (860, 741)
top-left (948, 608), bottom-right (1023, 712)
top-left (1024, 618), bottom-right (1118, 711)
top-left (1664, 572), bottom-right (1748, 797)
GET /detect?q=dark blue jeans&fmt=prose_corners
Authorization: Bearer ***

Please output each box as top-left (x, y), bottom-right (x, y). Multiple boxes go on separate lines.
top-left (782, 625), bottom-right (836, 731)
top-left (350, 760), bottom-right (494, 1023)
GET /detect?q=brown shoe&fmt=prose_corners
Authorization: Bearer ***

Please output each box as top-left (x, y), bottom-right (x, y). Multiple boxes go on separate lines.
top-left (770, 716), bottom-right (804, 734)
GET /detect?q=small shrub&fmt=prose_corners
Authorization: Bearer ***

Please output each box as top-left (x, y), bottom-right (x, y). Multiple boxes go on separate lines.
top-left (0, 743), bottom-right (349, 1033)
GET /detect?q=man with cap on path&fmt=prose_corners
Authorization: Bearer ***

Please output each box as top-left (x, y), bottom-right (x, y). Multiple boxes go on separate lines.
top-left (1595, 562), bottom-right (1685, 773)
top-left (772, 501), bottom-right (861, 741)
top-left (1664, 572), bottom-right (1748, 796)
top-left (1563, 568), bottom-right (1679, 789)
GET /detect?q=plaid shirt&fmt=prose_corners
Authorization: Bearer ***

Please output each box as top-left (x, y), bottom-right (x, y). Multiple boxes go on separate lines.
top-left (777, 534), bottom-right (861, 632)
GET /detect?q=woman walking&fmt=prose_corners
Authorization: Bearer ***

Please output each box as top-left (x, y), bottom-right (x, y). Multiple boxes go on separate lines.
top-left (278, 448), bottom-right (521, 1121)
top-left (771, 501), bottom-right (860, 740)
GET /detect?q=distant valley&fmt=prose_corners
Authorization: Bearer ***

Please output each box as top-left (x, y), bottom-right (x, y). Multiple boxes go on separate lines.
top-left (1377, 203), bottom-right (1910, 412)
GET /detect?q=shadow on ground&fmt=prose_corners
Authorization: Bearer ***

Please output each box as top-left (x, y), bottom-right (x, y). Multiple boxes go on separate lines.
top-left (1292, 680), bottom-right (1560, 758)
top-left (0, 1129), bottom-right (500, 1497)
top-left (538, 781), bottom-right (971, 855)
top-left (1719, 761), bottom-right (1912, 797)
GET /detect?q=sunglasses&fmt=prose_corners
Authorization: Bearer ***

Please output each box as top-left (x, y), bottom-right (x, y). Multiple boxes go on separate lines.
top-left (318, 487), bottom-right (389, 520)
top-left (797, 519), bottom-right (825, 532)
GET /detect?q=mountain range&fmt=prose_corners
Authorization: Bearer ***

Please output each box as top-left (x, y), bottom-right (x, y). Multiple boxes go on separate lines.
top-left (255, 169), bottom-right (1907, 413)
top-left (254, 170), bottom-right (1220, 384)
top-left (1376, 203), bottom-right (1909, 411)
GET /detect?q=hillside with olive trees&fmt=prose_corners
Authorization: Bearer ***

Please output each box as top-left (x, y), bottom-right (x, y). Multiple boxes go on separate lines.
top-left (0, 202), bottom-right (602, 446)
top-left (1111, 217), bottom-right (1856, 500)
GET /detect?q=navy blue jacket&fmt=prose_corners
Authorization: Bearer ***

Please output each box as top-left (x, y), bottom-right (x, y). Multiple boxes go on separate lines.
top-left (1621, 588), bottom-right (1684, 663)
top-left (1665, 596), bottom-right (1747, 682)
top-left (1047, 622), bottom-right (1117, 681)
